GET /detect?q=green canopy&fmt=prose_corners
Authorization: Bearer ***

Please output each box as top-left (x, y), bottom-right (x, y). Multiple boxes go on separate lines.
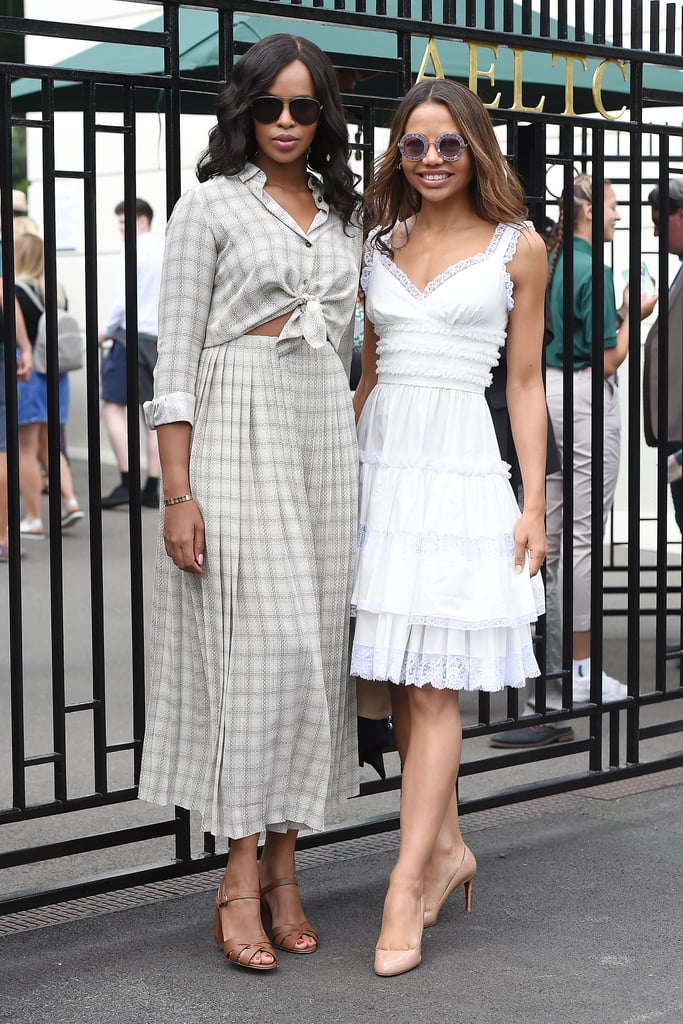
top-left (10, 1), bottom-right (683, 117)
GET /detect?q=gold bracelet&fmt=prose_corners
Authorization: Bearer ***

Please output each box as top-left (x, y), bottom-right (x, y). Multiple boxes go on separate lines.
top-left (163, 494), bottom-right (193, 507)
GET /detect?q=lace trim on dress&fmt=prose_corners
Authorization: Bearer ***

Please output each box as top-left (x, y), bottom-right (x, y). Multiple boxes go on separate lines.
top-left (360, 225), bottom-right (386, 293)
top-left (424, 222), bottom-right (507, 297)
top-left (350, 602), bottom-right (542, 631)
top-left (350, 642), bottom-right (540, 691)
top-left (358, 452), bottom-right (511, 476)
top-left (500, 220), bottom-right (533, 312)
top-left (377, 222), bottom-right (508, 301)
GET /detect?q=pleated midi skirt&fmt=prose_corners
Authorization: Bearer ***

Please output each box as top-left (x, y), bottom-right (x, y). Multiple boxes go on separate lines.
top-left (139, 333), bottom-right (359, 839)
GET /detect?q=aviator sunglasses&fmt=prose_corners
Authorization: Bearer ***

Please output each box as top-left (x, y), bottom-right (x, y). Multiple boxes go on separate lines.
top-left (250, 95), bottom-right (323, 126)
top-left (398, 131), bottom-right (468, 162)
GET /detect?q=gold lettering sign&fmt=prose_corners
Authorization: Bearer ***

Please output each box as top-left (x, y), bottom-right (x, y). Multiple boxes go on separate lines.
top-left (511, 48), bottom-right (545, 112)
top-left (551, 53), bottom-right (588, 117)
top-left (416, 37), bottom-right (628, 121)
top-left (416, 38), bottom-right (445, 81)
top-left (592, 59), bottom-right (628, 120)
top-left (467, 42), bottom-right (502, 109)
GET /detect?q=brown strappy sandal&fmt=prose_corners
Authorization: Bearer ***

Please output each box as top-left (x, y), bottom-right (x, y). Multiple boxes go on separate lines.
top-left (213, 887), bottom-right (278, 971)
top-left (260, 878), bottom-right (318, 954)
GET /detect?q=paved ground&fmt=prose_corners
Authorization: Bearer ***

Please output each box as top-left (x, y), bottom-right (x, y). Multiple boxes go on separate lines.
top-left (0, 774), bottom-right (682, 1024)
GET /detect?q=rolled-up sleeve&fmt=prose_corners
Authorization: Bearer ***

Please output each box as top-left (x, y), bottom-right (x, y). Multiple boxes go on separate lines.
top-left (144, 188), bottom-right (217, 429)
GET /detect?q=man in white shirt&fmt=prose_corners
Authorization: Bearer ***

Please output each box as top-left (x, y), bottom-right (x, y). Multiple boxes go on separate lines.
top-left (99, 198), bottom-right (163, 508)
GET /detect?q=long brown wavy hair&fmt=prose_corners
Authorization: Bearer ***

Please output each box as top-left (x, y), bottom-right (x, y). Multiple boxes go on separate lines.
top-left (365, 79), bottom-right (527, 252)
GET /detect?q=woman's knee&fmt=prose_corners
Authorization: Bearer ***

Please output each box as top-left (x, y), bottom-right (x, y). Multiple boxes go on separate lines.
top-left (406, 684), bottom-right (460, 721)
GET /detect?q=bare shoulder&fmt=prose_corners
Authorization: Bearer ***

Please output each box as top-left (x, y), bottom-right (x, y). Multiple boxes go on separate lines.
top-left (515, 224), bottom-right (547, 257)
top-left (509, 224), bottom-right (547, 279)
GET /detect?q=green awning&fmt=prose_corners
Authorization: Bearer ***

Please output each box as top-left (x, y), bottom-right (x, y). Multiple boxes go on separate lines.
top-left (10, 1), bottom-right (683, 118)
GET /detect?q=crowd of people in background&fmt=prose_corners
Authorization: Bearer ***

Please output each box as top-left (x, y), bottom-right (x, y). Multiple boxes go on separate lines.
top-left (0, 188), bottom-right (165, 555)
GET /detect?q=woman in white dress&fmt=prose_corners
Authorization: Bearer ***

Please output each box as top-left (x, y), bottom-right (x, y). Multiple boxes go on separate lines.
top-left (352, 79), bottom-right (548, 976)
top-left (139, 34), bottom-right (362, 971)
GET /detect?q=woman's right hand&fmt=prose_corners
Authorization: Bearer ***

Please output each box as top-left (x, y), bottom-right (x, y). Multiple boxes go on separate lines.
top-left (163, 500), bottom-right (205, 576)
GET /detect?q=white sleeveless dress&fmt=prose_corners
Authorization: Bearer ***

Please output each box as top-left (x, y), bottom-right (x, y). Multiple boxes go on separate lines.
top-left (351, 222), bottom-right (545, 692)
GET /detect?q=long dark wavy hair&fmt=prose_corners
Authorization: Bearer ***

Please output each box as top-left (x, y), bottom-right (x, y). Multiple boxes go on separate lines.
top-left (365, 79), bottom-right (527, 252)
top-left (197, 34), bottom-right (361, 229)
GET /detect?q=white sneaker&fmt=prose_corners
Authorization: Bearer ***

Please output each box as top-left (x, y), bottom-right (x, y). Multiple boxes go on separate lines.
top-left (61, 502), bottom-right (84, 529)
top-left (20, 518), bottom-right (45, 540)
top-left (572, 665), bottom-right (627, 703)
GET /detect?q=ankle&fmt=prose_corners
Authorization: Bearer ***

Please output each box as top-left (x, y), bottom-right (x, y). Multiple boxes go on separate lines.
top-left (387, 870), bottom-right (423, 899)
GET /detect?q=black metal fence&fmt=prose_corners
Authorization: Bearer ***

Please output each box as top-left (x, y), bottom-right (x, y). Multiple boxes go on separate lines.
top-left (1, 0), bottom-right (682, 914)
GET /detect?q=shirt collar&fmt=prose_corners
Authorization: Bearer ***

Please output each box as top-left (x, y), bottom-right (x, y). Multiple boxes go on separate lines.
top-left (239, 161), bottom-right (327, 210)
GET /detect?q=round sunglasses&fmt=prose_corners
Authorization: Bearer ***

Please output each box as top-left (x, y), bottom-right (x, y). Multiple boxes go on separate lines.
top-left (250, 95), bottom-right (323, 126)
top-left (398, 131), bottom-right (468, 162)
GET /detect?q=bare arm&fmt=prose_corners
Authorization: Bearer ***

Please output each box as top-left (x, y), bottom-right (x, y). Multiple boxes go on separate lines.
top-left (506, 229), bottom-right (548, 577)
top-left (14, 298), bottom-right (33, 380)
top-left (0, 286), bottom-right (33, 380)
top-left (157, 421), bottom-right (205, 576)
top-left (603, 286), bottom-right (658, 379)
top-left (352, 314), bottom-right (379, 422)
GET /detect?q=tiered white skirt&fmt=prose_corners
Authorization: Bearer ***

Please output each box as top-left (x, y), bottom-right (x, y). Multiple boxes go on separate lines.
top-left (350, 379), bottom-right (545, 692)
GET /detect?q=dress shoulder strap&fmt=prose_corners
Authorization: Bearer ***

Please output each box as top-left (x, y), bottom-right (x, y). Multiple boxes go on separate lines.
top-left (360, 225), bottom-right (388, 293)
top-left (493, 220), bottom-right (535, 266)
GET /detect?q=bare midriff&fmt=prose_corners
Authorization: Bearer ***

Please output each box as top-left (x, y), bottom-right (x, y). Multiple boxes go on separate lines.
top-left (246, 311), bottom-right (292, 337)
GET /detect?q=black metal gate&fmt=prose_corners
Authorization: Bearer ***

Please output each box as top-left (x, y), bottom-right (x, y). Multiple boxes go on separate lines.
top-left (1, 0), bottom-right (682, 914)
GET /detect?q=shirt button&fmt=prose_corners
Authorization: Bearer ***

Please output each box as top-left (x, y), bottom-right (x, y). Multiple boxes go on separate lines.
top-left (305, 240), bottom-right (312, 248)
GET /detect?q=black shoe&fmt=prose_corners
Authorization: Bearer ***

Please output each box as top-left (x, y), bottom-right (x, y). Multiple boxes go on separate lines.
top-left (101, 482), bottom-right (130, 509)
top-left (488, 724), bottom-right (575, 749)
top-left (141, 491), bottom-right (160, 509)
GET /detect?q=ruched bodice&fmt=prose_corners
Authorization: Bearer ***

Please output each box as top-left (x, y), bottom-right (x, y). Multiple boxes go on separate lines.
top-left (351, 220), bottom-right (544, 692)
top-left (361, 222), bottom-right (519, 392)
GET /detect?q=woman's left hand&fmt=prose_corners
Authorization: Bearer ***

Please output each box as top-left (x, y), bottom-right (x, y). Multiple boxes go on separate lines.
top-left (514, 509), bottom-right (547, 578)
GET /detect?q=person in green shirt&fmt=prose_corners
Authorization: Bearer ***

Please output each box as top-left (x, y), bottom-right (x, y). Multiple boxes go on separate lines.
top-left (544, 174), bottom-right (656, 702)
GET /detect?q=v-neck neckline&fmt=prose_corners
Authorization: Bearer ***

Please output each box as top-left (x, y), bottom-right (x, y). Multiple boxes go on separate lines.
top-left (380, 223), bottom-right (506, 300)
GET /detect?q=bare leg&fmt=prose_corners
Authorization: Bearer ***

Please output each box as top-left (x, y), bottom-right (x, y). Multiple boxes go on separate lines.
top-left (390, 685), bottom-right (465, 919)
top-left (101, 401), bottom-right (128, 472)
top-left (18, 422), bottom-right (43, 522)
top-left (573, 630), bottom-right (590, 660)
top-left (217, 834), bottom-right (274, 967)
top-left (378, 684), bottom-right (463, 951)
top-left (259, 829), bottom-right (316, 951)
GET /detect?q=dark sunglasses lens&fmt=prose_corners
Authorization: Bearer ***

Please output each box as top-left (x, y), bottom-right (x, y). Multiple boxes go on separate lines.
top-left (289, 98), bottom-right (321, 124)
top-left (251, 97), bottom-right (282, 123)
top-left (439, 135), bottom-right (464, 159)
top-left (401, 136), bottom-right (427, 160)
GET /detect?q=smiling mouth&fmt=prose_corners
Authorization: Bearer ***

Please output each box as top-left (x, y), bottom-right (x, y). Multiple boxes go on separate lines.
top-left (419, 173), bottom-right (451, 181)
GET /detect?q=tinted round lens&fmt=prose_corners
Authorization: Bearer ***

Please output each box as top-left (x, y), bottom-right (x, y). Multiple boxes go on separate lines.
top-left (438, 134), bottom-right (464, 160)
top-left (400, 135), bottom-right (427, 160)
top-left (251, 97), bottom-right (282, 124)
top-left (289, 98), bottom-right (321, 125)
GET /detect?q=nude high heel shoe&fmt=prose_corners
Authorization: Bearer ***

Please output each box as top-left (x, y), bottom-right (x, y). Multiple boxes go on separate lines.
top-left (373, 897), bottom-right (424, 977)
top-left (423, 844), bottom-right (477, 928)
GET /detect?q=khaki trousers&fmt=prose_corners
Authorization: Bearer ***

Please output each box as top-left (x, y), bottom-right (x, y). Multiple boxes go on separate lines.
top-left (545, 366), bottom-right (622, 673)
